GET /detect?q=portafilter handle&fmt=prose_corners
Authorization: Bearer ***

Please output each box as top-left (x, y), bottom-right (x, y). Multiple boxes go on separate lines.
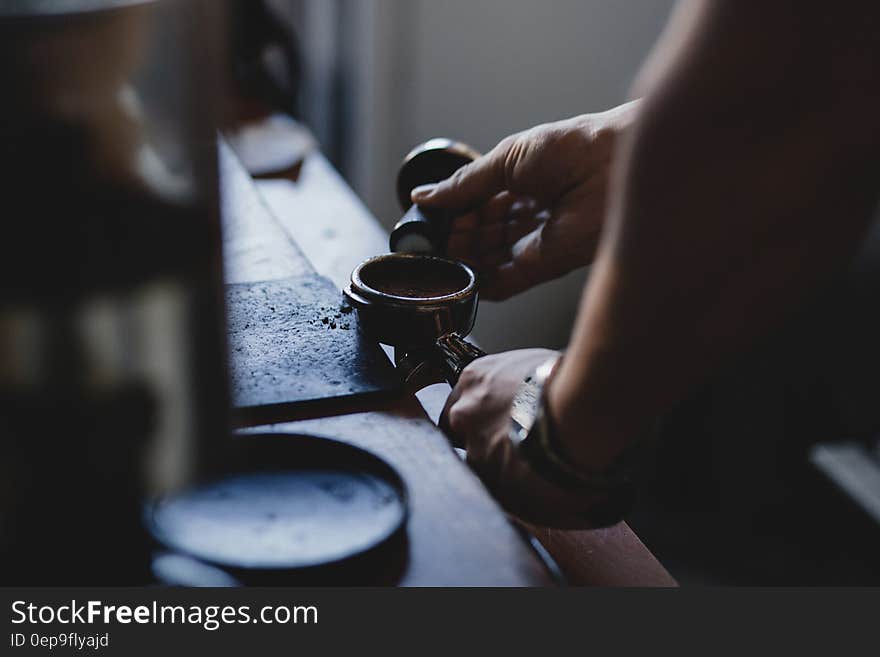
top-left (395, 333), bottom-right (486, 391)
top-left (435, 333), bottom-right (486, 383)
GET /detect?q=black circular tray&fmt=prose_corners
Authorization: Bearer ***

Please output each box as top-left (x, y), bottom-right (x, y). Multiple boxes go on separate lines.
top-left (145, 433), bottom-right (408, 582)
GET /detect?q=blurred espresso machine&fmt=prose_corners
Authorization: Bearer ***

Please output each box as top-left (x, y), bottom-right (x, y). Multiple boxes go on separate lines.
top-left (0, 0), bottom-right (230, 583)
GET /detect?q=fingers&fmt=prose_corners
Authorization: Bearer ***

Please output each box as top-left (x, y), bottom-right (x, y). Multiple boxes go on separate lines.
top-left (460, 401), bottom-right (611, 528)
top-left (450, 196), bottom-right (540, 242)
top-left (448, 220), bottom-right (535, 258)
top-left (448, 210), bottom-right (480, 233)
top-left (449, 230), bottom-right (544, 301)
top-left (473, 218), bottom-right (551, 300)
top-left (481, 259), bottom-right (548, 301)
top-left (445, 193), bottom-right (544, 273)
top-left (479, 232), bottom-right (557, 300)
top-left (447, 192), bottom-right (521, 243)
top-left (411, 137), bottom-right (515, 210)
top-left (482, 206), bottom-right (601, 300)
top-left (465, 212), bottom-right (542, 250)
top-left (438, 376), bottom-right (466, 444)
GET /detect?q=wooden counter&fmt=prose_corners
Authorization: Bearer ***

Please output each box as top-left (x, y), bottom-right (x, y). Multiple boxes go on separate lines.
top-left (220, 139), bottom-right (675, 586)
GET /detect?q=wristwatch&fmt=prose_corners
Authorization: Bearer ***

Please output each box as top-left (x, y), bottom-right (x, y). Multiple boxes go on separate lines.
top-left (508, 354), bottom-right (636, 527)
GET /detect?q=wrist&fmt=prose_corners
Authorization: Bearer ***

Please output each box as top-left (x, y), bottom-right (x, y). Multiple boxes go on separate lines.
top-left (509, 354), bottom-right (637, 527)
top-left (586, 99), bottom-right (640, 157)
top-left (598, 99), bottom-right (641, 133)
top-left (544, 359), bottom-right (636, 475)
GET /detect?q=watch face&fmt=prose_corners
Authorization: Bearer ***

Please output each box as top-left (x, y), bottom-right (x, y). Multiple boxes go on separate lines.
top-left (510, 376), bottom-right (541, 438)
top-left (508, 356), bottom-right (559, 448)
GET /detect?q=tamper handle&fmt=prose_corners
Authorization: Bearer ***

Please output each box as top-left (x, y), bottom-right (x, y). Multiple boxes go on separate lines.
top-left (391, 138), bottom-right (480, 255)
top-left (435, 333), bottom-right (486, 385)
top-left (389, 205), bottom-right (458, 255)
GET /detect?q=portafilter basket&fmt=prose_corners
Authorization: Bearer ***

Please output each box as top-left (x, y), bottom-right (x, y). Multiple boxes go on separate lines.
top-left (343, 254), bottom-right (486, 390)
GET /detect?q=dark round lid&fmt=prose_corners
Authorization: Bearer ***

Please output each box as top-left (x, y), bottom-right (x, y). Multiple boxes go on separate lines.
top-left (396, 138), bottom-right (480, 211)
top-left (145, 433), bottom-right (408, 573)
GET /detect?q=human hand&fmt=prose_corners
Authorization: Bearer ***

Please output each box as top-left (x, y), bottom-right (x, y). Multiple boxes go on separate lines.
top-left (412, 101), bottom-right (638, 300)
top-left (441, 349), bottom-right (605, 528)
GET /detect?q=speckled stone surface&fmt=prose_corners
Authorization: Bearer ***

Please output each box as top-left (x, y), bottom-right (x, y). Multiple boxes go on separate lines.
top-left (227, 275), bottom-right (400, 413)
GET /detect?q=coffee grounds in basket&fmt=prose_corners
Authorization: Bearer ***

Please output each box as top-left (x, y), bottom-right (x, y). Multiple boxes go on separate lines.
top-left (361, 257), bottom-right (470, 299)
top-left (374, 276), bottom-right (464, 298)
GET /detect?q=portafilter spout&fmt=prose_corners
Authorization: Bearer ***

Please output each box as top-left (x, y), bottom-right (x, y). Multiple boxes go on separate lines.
top-left (343, 254), bottom-right (486, 390)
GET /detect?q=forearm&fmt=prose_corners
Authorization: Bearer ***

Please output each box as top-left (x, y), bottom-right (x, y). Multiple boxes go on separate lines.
top-left (548, 1), bottom-right (880, 470)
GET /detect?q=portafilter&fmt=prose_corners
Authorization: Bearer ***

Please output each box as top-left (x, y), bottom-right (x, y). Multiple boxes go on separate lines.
top-left (343, 253), bottom-right (486, 390)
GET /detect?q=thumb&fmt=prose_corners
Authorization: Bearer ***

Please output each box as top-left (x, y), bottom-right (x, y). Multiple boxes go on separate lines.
top-left (411, 138), bottom-right (513, 211)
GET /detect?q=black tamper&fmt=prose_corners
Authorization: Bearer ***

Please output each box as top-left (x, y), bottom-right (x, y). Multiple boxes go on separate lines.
top-left (389, 138), bottom-right (480, 255)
